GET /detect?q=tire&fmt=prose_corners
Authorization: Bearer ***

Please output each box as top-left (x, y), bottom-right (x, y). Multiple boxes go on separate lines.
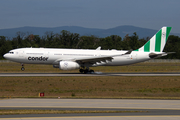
top-left (89, 70), bottom-right (94, 73)
top-left (21, 67), bottom-right (25, 71)
top-left (79, 69), bottom-right (84, 73)
top-left (84, 69), bottom-right (88, 74)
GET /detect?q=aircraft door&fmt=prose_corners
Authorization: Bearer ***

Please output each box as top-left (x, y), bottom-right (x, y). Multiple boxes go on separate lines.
top-left (19, 50), bottom-right (24, 57)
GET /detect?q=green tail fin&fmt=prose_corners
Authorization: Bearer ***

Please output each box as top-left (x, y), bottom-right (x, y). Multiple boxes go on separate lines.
top-left (135, 27), bottom-right (172, 52)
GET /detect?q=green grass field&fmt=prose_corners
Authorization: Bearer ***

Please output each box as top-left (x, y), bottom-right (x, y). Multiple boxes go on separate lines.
top-left (0, 76), bottom-right (180, 99)
top-left (0, 109), bottom-right (145, 115)
top-left (0, 62), bottom-right (180, 99)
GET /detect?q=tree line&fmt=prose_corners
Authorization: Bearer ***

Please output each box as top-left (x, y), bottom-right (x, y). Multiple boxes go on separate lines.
top-left (0, 30), bottom-right (180, 59)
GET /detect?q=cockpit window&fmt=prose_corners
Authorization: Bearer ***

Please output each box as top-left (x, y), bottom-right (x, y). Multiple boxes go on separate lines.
top-left (9, 51), bottom-right (14, 54)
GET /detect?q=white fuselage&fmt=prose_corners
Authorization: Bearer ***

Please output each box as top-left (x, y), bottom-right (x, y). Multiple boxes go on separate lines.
top-left (3, 48), bottom-right (152, 67)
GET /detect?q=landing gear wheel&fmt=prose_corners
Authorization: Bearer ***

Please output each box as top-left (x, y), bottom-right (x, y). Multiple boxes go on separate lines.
top-left (21, 63), bottom-right (25, 71)
top-left (89, 69), bottom-right (94, 73)
top-left (83, 69), bottom-right (88, 74)
top-left (21, 67), bottom-right (25, 71)
top-left (79, 69), bottom-right (84, 73)
top-left (79, 67), bottom-right (95, 74)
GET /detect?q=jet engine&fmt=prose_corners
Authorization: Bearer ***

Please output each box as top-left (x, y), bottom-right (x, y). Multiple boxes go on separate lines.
top-left (59, 61), bottom-right (80, 70)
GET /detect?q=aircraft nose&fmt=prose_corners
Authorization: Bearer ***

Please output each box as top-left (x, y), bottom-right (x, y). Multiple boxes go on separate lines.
top-left (3, 53), bottom-right (8, 59)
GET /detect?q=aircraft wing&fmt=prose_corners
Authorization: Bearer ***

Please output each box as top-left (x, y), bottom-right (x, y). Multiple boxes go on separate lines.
top-left (74, 50), bottom-right (132, 64)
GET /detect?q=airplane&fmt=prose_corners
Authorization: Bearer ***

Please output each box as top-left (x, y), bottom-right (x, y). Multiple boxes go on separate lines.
top-left (3, 26), bottom-right (173, 73)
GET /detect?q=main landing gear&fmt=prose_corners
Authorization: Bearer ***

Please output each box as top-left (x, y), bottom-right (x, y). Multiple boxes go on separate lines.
top-left (79, 67), bottom-right (94, 74)
top-left (21, 63), bottom-right (25, 71)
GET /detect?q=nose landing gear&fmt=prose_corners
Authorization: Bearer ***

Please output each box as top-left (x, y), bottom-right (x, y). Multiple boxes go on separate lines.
top-left (79, 67), bottom-right (94, 74)
top-left (21, 63), bottom-right (25, 71)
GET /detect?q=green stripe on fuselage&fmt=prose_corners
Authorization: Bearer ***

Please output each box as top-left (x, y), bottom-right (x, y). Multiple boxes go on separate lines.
top-left (134, 49), bottom-right (139, 51)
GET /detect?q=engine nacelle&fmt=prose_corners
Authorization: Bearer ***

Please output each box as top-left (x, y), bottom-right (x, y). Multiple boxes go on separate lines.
top-left (59, 61), bottom-right (80, 70)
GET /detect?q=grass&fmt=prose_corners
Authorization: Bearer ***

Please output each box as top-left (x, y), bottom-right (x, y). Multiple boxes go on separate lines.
top-left (1, 62), bottom-right (180, 73)
top-left (0, 62), bottom-right (180, 99)
top-left (0, 76), bottom-right (180, 98)
top-left (0, 110), bottom-right (146, 115)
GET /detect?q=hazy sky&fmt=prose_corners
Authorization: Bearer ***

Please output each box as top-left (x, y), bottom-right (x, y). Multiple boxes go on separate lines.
top-left (0, 0), bottom-right (180, 33)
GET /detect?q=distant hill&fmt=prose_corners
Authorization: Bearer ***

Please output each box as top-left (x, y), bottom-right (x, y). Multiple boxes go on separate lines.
top-left (0, 25), bottom-right (179, 38)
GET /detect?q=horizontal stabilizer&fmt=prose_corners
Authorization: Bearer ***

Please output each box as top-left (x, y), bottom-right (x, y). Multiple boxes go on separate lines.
top-left (149, 52), bottom-right (175, 58)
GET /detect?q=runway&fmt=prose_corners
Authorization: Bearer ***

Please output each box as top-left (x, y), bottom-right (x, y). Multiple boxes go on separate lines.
top-left (1, 99), bottom-right (180, 110)
top-left (0, 99), bottom-right (180, 120)
top-left (1, 72), bottom-right (180, 76)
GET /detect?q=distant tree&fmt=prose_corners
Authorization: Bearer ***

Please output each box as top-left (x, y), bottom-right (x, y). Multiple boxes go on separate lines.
top-left (110, 35), bottom-right (122, 50)
top-left (0, 36), bottom-right (12, 59)
top-left (44, 31), bottom-right (54, 48)
top-left (99, 35), bottom-right (122, 50)
top-left (58, 30), bottom-right (80, 48)
top-left (138, 37), bottom-right (149, 47)
top-left (78, 35), bottom-right (97, 49)
top-left (129, 32), bottom-right (140, 50)
top-left (122, 34), bottom-right (131, 50)
top-left (163, 35), bottom-right (180, 59)
top-left (15, 31), bottom-right (26, 48)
